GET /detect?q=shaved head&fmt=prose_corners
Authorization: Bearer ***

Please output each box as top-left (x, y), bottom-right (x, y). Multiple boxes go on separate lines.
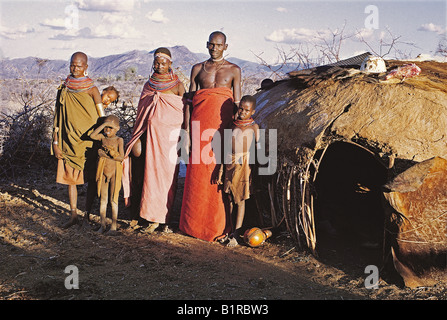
top-left (209, 31), bottom-right (226, 44)
top-left (105, 114), bottom-right (120, 129)
top-left (71, 52), bottom-right (88, 64)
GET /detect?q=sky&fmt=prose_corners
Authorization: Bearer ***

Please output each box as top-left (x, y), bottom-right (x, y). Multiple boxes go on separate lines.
top-left (0, 0), bottom-right (446, 64)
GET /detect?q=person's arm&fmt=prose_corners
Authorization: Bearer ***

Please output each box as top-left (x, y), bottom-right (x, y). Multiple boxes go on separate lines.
top-left (177, 81), bottom-right (186, 97)
top-left (183, 64), bottom-right (201, 154)
top-left (189, 63), bottom-right (200, 94)
top-left (232, 66), bottom-right (242, 104)
top-left (215, 164), bottom-right (224, 185)
top-left (115, 137), bottom-right (125, 162)
top-left (52, 127), bottom-right (64, 159)
top-left (182, 99), bottom-right (191, 157)
top-left (106, 137), bottom-right (125, 162)
top-left (51, 95), bottom-right (64, 159)
top-left (184, 65), bottom-right (200, 133)
top-left (254, 123), bottom-right (260, 142)
top-left (90, 122), bottom-right (107, 141)
top-left (90, 86), bottom-right (105, 117)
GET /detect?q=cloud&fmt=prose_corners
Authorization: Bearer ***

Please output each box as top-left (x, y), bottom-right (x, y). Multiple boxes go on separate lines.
top-left (50, 12), bottom-right (143, 40)
top-left (265, 28), bottom-right (331, 44)
top-left (101, 12), bottom-right (130, 24)
top-left (146, 8), bottom-right (169, 23)
top-left (418, 23), bottom-right (446, 35)
top-left (353, 28), bottom-right (375, 41)
top-left (74, 0), bottom-right (135, 12)
top-left (94, 12), bottom-right (143, 38)
top-left (40, 18), bottom-right (66, 30)
top-left (0, 24), bottom-right (35, 39)
top-left (95, 23), bottom-right (142, 39)
top-left (50, 27), bottom-right (94, 40)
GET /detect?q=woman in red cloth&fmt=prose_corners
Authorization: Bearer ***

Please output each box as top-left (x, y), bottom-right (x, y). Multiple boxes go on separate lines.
top-left (122, 48), bottom-right (186, 233)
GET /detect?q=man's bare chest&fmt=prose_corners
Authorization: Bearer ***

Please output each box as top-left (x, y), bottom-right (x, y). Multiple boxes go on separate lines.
top-left (197, 66), bottom-right (233, 88)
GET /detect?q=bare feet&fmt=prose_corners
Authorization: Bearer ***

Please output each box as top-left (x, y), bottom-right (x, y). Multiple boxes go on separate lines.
top-left (79, 217), bottom-right (92, 230)
top-left (105, 229), bottom-right (119, 236)
top-left (217, 234), bottom-right (229, 244)
top-left (96, 226), bottom-right (107, 234)
top-left (142, 222), bottom-right (159, 234)
top-left (226, 236), bottom-right (239, 247)
top-left (62, 216), bottom-right (79, 229)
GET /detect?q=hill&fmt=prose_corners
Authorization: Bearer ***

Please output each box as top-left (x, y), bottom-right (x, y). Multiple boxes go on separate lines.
top-left (0, 45), bottom-right (298, 81)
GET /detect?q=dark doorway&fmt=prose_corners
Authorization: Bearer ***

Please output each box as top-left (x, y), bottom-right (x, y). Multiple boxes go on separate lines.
top-left (312, 141), bottom-right (388, 269)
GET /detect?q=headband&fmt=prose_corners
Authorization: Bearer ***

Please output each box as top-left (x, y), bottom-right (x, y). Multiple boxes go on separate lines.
top-left (154, 52), bottom-right (172, 61)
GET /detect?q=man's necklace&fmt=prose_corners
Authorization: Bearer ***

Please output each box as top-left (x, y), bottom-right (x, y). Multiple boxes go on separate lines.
top-left (202, 58), bottom-right (226, 74)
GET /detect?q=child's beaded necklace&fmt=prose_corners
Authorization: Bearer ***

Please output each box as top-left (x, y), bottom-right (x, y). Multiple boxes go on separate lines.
top-left (233, 118), bottom-right (255, 127)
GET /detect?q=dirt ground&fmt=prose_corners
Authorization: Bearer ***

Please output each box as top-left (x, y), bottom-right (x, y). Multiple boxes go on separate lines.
top-left (1, 168), bottom-right (446, 303)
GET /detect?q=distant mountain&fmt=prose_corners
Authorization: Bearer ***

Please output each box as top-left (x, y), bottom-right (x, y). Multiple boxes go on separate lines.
top-left (0, 45), bottom-right (299, 80)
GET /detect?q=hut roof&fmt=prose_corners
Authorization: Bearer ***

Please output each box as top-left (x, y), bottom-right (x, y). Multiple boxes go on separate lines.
top-left (253, 55), bottom-right (447, 166)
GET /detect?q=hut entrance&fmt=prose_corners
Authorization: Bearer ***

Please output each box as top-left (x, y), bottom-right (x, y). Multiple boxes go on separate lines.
top-left (312, 141), bottom-right (387, 264)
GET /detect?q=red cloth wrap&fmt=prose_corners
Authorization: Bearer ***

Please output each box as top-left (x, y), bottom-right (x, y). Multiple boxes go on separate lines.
top-left (179, 87), bottom-right (235, 241)
top-left (122, 83), bottom-right (183, 223)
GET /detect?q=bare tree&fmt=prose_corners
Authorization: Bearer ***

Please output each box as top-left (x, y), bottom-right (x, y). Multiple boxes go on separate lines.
top-left (253, 22), bottom-right (418, 79)
top-left (0, 77), bottom-right (57, 178)
top-left (355, 26), bottom-right (418, 59)
top-left (251, 46), bottom-right (297, 80)
top-left (314, 21), bottom-right (355, 63)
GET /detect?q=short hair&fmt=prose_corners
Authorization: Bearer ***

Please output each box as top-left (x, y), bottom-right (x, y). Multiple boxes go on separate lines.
top-left (105, 114), bottom-right (120, 129)
top-left (209, 31), bottom-right (226, 43)
top-left (102, 85), bottom-right (120, 103)
top-left (260, 78), bottom-right (273, 89)
top-left (240, 95), bottom-right (256, 109)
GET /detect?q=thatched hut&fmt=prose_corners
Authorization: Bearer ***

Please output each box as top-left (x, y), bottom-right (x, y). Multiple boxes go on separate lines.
top-left (252, 53), bottom-right (447, 287)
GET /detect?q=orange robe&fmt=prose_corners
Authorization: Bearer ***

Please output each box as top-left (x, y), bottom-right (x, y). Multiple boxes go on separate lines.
top-left (179, 87), bottom-right (235, 241)
top-left (122, 83), bottom-right (184, 223)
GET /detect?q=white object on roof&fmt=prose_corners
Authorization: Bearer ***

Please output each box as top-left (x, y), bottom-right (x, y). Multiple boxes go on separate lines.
top-left (360, 55), bottom-right (387, 73)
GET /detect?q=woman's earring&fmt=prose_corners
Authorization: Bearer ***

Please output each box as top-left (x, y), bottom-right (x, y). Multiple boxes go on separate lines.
top-left (84, 70), bottom-right (88, 77)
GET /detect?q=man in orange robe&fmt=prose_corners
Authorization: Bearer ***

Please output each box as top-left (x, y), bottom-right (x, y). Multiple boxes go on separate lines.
top-left (180, 31), bottom-right (242, 241)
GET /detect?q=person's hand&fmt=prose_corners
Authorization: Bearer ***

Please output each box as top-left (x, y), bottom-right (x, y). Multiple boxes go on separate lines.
top-left (213, 166), bottom-right (224, 185)
top-left (98, 149), bottom-right (108, 158)
top-left (108, 148), bottom-right (119, 159)
top-left (53, 144), bottom-right (64, 160)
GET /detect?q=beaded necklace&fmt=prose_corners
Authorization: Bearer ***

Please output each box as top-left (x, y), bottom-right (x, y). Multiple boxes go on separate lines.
top-left (64, 75), bottom-right (95, 92)
top-left (233, 118), bottom-right (255, 127)
top-left (147, 71), bottom-right (180, 92)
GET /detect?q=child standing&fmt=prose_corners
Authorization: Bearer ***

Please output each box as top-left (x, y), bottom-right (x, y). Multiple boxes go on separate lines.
top-left (90, 115), bottom-right (124, 235)
top-left (217, 95), bottom-right (259, 247)
top-left (84, 86), bottom-right (120, 223)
